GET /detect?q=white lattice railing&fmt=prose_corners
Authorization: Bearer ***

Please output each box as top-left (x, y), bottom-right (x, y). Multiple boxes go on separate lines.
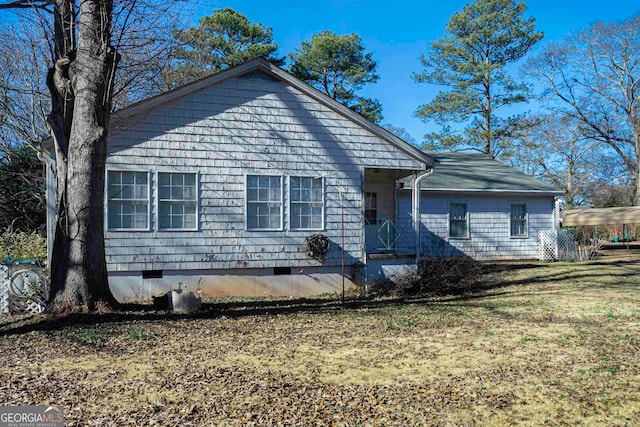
top-left (539, 229), bottom-right (576, 261)
top-left (1, 264), bottom-right (47, 315)
top-left (0, 266), bottom-right (9, 315)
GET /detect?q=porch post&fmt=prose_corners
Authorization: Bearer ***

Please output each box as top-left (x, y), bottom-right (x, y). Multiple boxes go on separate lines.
top-left (413, 169), bottom-right (433, 260)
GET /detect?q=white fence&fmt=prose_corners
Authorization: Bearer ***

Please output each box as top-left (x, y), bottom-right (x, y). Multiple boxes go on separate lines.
top-left (0, 264), bottom-right (47, 315)
top-left (538, 229), bottom-right (576, 261)
top-left (0, 266), bottom-right (9, 314)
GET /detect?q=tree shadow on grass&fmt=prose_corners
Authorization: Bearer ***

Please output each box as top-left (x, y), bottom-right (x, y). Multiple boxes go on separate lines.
top-left (0, 297), bottom-right (412, 337)
top-left (0, 288), bottom-right (520, 337)
top-left (1, 258), bottom-right (638, 337)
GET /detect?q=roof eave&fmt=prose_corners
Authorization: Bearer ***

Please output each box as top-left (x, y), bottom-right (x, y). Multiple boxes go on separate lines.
top-left (408, 187), bottom-right (563, 196)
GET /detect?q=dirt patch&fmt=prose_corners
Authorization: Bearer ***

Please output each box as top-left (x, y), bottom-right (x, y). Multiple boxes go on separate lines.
top-left (1, 259), bottom-right (639, 425)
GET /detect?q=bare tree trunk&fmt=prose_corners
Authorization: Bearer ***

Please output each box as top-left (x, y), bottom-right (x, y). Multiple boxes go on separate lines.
top-left (636, 161), bottom-right (640, 207)
top-left (566, 164), bottom-right (575, 206)
top-left (46, 0), bottom-right (119, 313)
top-left (633, 120), bottom-right (640, 206)
top-left (2, 0), bottom-right (182, 312)
top-left (46, 0), bottom-right (74, 312)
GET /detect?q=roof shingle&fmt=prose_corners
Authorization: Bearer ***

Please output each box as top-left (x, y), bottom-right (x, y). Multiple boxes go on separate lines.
top-left (414, 152), bottom-right (561, 195)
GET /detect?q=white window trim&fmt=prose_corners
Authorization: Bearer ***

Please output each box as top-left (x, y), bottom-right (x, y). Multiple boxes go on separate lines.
top-left (289, 175), bottom-right (325, 231)
top-left (245, 174), bottom-right (284, 231)
top-left (156, 170), bottom-right (200, 232)
top-left (448, 200), bottom-right (469, 239)
top-left (509, 202), bottom-right (529, 238)
top-left (105, 169), bottom-right (151, 232)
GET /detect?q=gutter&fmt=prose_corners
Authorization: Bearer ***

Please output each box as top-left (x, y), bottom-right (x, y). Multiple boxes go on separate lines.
top-left (414, 187), bottom-right (563, 196)
top-left (413, 169), bottom-right (434, 261)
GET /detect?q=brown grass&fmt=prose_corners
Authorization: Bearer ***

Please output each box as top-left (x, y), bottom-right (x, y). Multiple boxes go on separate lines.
top-left (0, 256), bottom-right (638, 426)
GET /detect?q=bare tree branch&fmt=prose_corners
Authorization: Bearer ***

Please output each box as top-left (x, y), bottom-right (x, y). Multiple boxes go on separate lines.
top-left (0, 0), bottom-right (52, 11)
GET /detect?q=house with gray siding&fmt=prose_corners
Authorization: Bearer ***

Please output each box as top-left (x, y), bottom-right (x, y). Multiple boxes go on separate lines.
top-left (363, 152), bottom-right (561, 282)
top-left (41, 59), bottom-right (560, 300)
top-left (403, 153), bottom-right (561, 257)
top-left (42, 58), bottom-right (436, 300)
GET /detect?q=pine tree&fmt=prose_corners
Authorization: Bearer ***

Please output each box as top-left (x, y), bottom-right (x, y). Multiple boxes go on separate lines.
top-left (414, 0), bottom-right (542, 155)
top-left (166, 8), bottom-right (283, 88)
top-left (289, 31), bottom-right (382, 123)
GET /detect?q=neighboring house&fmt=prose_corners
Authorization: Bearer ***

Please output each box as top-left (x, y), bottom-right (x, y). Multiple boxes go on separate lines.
top-left (40, 59), bottom-right (561, 301)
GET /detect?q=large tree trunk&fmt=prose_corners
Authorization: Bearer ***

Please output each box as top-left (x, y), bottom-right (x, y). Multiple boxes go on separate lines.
top-left (46, 0), bottom-right (119, 313)
top-left (636, 165), bottom-right (640, 207)
top-left (629, 106), bottom-right (640, 206)
top-left (634, 125), bottom-right (640, 207)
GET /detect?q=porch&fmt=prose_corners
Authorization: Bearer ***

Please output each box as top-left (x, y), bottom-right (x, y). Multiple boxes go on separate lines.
top-left (363, 168), bottom-right (418, 256)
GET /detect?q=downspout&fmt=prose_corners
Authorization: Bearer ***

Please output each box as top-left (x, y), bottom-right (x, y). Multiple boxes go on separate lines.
top-left (413, 168), bottom-right (433, 261)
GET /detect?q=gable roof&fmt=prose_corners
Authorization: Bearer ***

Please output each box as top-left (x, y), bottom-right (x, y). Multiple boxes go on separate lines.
top-left (410, 152), bottom-right (562, 195)
top-left (108, 58), bottom-right (433, 168)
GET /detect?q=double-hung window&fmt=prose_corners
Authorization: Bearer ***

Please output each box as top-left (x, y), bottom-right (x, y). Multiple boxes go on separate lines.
top-left (107, 171), bottom-right (149, 230)
top-left (364, 192), bottom-right (377, 225)
top-left (246, 175), bottom-right (282, 230)
top-left (158, 172), bottom-right (198, 230)
top-left (449, 202), bottom-right (468, 238)
top-left (510, 203), bottom-right (528, 237)
top-left (290, 177), bottom-right (324, 230)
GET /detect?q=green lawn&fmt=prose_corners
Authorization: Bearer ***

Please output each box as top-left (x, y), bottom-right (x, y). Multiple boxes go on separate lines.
top-left (1, 256), bottom-right (639, 425)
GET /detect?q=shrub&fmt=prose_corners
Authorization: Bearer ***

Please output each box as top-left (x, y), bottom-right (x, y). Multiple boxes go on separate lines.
top-left (574, 243), bottom-right (603, 261)
top-left (0, 225), bottom-right (47, 262)
top-left (0, 145), bottom-right (46, 232)
top-left (394, 254), bottom-right (484, 297)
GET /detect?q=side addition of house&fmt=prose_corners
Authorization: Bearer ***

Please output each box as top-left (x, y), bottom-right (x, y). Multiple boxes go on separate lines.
top-left (397, 152), bottom-right (563, 261)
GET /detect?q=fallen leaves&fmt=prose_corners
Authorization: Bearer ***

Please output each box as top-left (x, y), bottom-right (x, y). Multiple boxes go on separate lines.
top-left (0, 259), bottom-right (639, 425)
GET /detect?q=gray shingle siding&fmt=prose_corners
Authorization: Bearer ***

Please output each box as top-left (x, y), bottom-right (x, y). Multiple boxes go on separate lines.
top-left (398, 193), bottom-right (554, 260)
top-left (105, 75), bottom-right (424, 273)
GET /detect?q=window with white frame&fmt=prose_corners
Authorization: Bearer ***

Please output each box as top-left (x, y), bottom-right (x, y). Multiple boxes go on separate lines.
top-left (449, 202), bottom-right (468, 238)
top-left (246, 175), bottom-right (282, 230)
top-left (510, 203), bottom-right (528, 237)
top-left (158, 172), bottom-right (198, 230)
top-left (107, 171), bottom-right (149, 230)
top-left (290, 176), bottom-right (324, 230)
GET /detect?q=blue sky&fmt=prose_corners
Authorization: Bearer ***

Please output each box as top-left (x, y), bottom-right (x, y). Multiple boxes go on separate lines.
top-left (194, 1), bottom-right (639, 141)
